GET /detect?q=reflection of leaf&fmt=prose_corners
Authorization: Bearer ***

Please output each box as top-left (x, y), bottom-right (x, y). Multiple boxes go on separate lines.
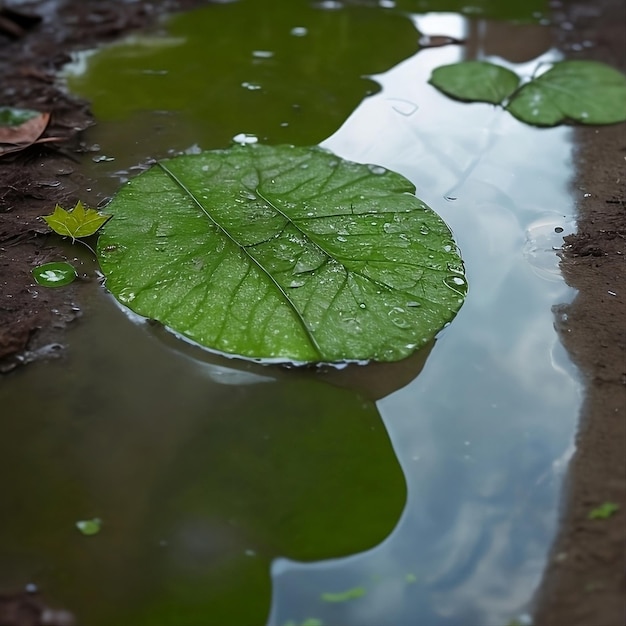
top-left (31, 262), bottom-right (77, 287)
top-left (429, 60), bottom-right (626, 126)
top-left (41, 200), bottom-right (112, 241)
top-left (321, 586), bottom-right (366, 603)
top-left (127, 378), bottom-right (405, 623)
top-left (588, 502), bottom-right (619, 520)
top-left (429, 61), bottom-right (520, 104)
top-left (98, 144), bottom-right (466, 364)
top-left (76, 518), bottom-right (102, 536)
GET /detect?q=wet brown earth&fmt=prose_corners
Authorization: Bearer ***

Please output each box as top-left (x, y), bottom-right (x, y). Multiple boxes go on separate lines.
top-left (0, 1), bottom-right (624, 625)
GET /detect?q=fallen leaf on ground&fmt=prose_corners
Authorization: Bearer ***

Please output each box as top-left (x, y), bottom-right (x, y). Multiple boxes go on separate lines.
top-left (588, 502), bottom-right (620, 519)
top-left (32, 262), bottom-right (77, 287)
top-left (0, 109), bottom-right (63, 157)
top-left (41, 200), bottom-right (112, 241)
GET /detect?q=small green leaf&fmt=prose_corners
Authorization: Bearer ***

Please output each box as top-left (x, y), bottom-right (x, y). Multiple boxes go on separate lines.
top-left (32, 262), bottom-right (77, 287)
top-left (588, 502), bottom-right (619, 520)
top-left (41, 200), bottom-right (112, 241)
top-left (75, 518), bottom-right (102, 536)
top-left (430, 59), bottom-right (626, 127)
top-left (0, 106), bottom-right (40, 127)
top-left (429, 60), bottom-right (520, 105)
top-left (507, 61), bottom-right (626, 126)
top-left (320, 586), bottom-right (366, 603)
top-left (97, 144), bottom-right (467, 364)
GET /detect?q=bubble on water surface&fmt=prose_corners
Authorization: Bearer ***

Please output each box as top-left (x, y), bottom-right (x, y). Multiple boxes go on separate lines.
top-left (313, 0), bottom-right (343, 9)
top-left (233, 133), bottom-right (258, 145)
top-left (524, 217), bottom-right (573, 281)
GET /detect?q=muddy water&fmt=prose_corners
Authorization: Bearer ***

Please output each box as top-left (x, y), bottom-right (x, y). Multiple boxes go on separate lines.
top-left (1, 3), bottom-right (580, 626)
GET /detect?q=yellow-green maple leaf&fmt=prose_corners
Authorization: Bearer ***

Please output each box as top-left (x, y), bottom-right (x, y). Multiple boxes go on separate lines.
top-left (41, 200), bottom-right (111, 241)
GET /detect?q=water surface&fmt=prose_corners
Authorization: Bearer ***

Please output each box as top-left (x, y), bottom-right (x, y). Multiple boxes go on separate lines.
top-left (1, 3), bottom-right (580, 625)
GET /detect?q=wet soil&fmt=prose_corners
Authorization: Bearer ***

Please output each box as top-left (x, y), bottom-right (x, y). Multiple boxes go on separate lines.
top-left (0, 1), bottom-right (624, 625)
top-left (532, 2), bottom-right (626, 625)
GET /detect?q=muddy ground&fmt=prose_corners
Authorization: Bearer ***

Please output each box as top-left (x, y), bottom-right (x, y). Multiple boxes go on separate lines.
top-left (0, 0), bottom-right (624, 625)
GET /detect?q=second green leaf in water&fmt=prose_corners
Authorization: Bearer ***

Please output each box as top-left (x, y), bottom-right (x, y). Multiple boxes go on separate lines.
top-left (429, 60), bottom-right (520, 105)
top-left (429, 60), bottom-right (626, 126)
top-left (97, 144), bottom-right (466, 364)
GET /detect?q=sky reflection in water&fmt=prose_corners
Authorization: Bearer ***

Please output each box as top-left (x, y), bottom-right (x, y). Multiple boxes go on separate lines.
top-left (0, 6), bottom-right (581, 626)
top-left (269, 13), bottom-right (579, 626)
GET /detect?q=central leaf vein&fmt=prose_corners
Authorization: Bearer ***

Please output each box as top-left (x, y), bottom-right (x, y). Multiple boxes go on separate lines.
top-left (156, 160), bottom-right (323, 359)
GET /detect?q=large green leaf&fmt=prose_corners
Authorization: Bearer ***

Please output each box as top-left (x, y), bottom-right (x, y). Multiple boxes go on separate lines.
top-left (506, 60), bottom-right (626, 126)
top-left (98, 144), bottom-right (466, 364)
top-left (429, 61), bottom-right (520, 105)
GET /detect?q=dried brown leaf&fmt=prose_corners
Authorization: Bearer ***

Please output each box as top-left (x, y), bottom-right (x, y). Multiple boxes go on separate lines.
top-left (0, 111), bottom-right (50, 145)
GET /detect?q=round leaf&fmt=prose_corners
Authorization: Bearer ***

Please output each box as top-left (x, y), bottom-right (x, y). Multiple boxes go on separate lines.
top-left (75, 518), bottom-right (102, 536)
top-left (507, 60), bottom-right (626, 126)
top-left (32, 262), bottom-right (77, 287)
top-left (429, 60), bottom-right (520, 105)
top-left (97, 144), bottom-right (467, 363)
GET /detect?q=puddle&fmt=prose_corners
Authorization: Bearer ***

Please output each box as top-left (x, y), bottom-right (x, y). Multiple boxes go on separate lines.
top-left (1, 3), bottom-right (582, 625)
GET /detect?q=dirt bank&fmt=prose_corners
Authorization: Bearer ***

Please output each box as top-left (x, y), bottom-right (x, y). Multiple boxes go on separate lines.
top-left (0, 1), bottom-right (624, 625)
top-left (532, 1), bottom-right (625, 625)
